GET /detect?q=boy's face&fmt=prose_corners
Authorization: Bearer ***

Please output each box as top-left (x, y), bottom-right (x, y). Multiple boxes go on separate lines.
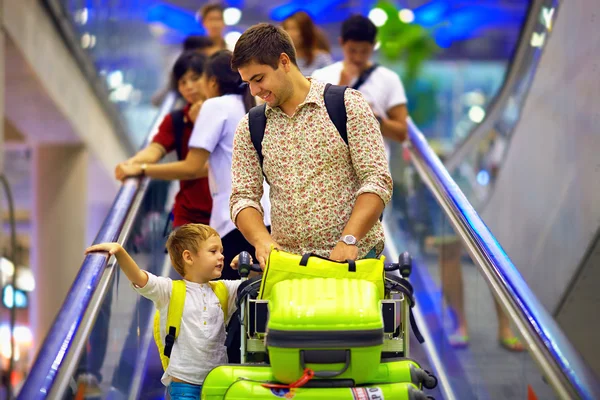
top-left (238, 56), bottom-right (294, 109)
top-left (185, 235), bottom-right (225, 281)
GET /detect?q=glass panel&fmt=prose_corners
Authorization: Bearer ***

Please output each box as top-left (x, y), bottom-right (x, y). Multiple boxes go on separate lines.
top-left (448, 0), bottom-right (558, 207)
top-left (387, 141), bottom-right (558, 399)
top-left (50, 0), bottom-right (167, 148)
top-left (61, 180), bottom-right (174, 399)
top-left (372, 1), bottom-right (531, 151)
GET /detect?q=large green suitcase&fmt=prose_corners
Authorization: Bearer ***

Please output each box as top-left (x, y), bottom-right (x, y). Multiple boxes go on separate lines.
top-left (266, 278), bottom-right (384, 384)
top-left (202, 359), bottom-right (437, 400)
top-left (221, 380), bottom-right (430, 400)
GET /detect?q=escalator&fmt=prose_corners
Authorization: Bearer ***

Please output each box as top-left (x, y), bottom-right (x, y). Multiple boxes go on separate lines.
top-left (15, 0), bottom-right (600, 398)
top-left (441, 0), bottom-right (600, 380)
top-left (17, 94), bottom-right (600, 399)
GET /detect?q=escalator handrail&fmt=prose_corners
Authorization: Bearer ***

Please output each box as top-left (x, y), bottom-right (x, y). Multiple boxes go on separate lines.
top-left (407, 117), bottom-right (600, 400)
top-left (19, 93), bottom-right (178, 399)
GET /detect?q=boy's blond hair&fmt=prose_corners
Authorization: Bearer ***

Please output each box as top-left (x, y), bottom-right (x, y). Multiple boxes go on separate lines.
top-left (166, 223), bottom-right (219, 276)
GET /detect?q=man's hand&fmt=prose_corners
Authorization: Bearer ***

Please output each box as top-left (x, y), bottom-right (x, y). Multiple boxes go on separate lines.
top-left (340, 62), bottom-right (361, 86)
top-left (188, 101), bottom-right (203, 123)
top-left (85, 242), bottom-right (123, 256)
top-left (114, 163), bottom-right (142, 181)
top-left (329, 242), bottom-right (359, 262)
top-left (255, 239), bottom-right (281, 270)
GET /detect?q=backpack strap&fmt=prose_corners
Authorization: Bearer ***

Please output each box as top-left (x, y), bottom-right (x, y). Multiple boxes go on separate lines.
top-left (248, 104), bottom-right (268, 172)
top-left (352, 64), bottom-right (379, 91)
top-left (171, 109), bottom-right (186, 161)
top-left (208, 281), bottom-right (229, 320)
top-left (162, 280), bottom-right (186, 363)
top-left (323, 83), bottom-right (348, 145)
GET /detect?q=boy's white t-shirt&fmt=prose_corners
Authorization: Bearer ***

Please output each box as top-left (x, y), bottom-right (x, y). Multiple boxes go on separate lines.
top-left (133, 272), bottom-right (242, 386)
top-left (312, 61), bottom-right (408, 156)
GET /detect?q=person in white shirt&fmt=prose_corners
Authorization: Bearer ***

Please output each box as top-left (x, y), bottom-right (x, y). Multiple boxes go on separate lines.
top-left (188, 50), bottom-right (271, 282)
top-left (84, 223), bottom-right (243, 399)
top-left (312, 14), bottom-right (409, 148)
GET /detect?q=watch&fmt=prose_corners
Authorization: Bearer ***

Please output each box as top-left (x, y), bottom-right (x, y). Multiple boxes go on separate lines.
top-left (340, 234), bottom-right (357, 246)
top-left (140, 163), bottom-right (148, 176)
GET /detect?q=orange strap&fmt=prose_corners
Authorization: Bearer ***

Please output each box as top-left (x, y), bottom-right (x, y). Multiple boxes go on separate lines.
top-left (261, 369), bottom-right (315, 389)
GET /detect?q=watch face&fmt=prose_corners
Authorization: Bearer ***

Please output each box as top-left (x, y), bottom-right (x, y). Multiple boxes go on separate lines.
top-left (343, 235), bottom-right (357, 245)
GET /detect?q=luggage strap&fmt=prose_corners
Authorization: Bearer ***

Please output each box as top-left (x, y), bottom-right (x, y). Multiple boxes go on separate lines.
top-left (260, 368), bottom-right (315, 390)
top-left (385, 275), bottom-right (425, 344)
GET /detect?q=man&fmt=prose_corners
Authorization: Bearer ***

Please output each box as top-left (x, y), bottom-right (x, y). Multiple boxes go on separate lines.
top-left (229, 23), bottom-right (393, 267)
top-left (313, 15), bottom-right (408, 146)
top-left (197, 3), bottom-right (227, 51)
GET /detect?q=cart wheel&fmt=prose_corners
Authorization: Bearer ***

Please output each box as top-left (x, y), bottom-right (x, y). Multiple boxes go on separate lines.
top-left (422, 371), bottom-right (438, 389)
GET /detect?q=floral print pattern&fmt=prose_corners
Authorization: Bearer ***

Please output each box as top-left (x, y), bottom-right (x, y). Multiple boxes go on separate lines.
top-left (230, 79), bottom-right (393, 258)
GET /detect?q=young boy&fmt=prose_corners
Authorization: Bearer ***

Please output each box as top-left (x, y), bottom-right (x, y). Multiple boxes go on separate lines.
top-left (85, 223), bottom-right (243, 399)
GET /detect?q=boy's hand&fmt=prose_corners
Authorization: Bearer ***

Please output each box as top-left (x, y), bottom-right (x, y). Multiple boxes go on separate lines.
top-left (230, 253), bottom-right (254, 270)
top-left (85, 243), bottom-right (123, 256)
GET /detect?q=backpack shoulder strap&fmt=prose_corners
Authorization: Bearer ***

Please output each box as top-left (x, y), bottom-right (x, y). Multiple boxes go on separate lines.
top-left (352, 63), bottom-right (379, 91)
top-left (323, 83), bottom-right (348, 145)
top-left (248, 104), bottom-right (268, 170)
top-left (171, 109), bottom-right (186, 160)
top-left (164, 280), bottom-right (186, 356)
top-left (208, 281), bottom-right (229, 320)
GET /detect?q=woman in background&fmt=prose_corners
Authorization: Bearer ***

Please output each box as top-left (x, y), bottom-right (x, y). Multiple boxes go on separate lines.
top-left (282, 11), bottom-right (333, 76)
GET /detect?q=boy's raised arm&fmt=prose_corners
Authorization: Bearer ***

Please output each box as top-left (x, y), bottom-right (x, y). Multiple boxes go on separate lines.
top-left (85, 243), bottom-right (148, 288)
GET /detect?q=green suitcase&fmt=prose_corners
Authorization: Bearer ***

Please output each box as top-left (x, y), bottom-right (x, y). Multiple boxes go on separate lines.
top-left (266, 278), bottom-right (384, 385)
top-left (202, 359), bottom-right (437, 400)
top-left (222, 380), bottom-right (430, 400)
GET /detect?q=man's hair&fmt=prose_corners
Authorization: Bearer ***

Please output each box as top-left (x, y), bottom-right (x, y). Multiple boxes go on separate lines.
top-left (198, 3), bottom-right (224, 21)
top-left (183, 35), bottom-right (214, 52)
top-left (231, 23), bottom-right (297, 70)
top-left (341, 14), bottom-right (377, 44)
top-left (166, 223), bottom-right (219, 277)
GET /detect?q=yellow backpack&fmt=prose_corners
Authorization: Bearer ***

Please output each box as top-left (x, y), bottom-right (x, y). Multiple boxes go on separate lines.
top-left (153, 280), bottom-right (229, 370)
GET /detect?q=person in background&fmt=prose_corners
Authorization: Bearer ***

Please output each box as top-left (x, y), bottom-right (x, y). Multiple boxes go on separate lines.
top-left (315, 27), bottom-right (332, 53)
top-left (282, 11), bottom-right (332, 76)
top-left (151, 35), bottom-right (216, 107)
top-left (118, 50), bottom-right (269, 280)
top-left (116, 51), bottom-right (213, 228)
top-left (312, 14), bottom-right (408, 150)
top-left (186, 50), bottom-right (271, 280)
top-left (426, 142), bottom-right (524, 352)
top-left (197, 3), bottom-right (227, 50)
top-left (182, 35), bottom-right (217, 55)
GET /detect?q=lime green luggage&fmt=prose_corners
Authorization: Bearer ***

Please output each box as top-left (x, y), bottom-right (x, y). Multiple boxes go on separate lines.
top-left (266, 278), bottom-right (384, 385)
top-left (221, 380), bottom-right (430, 400)
top-left (202, 359), bottom-right (437, 400)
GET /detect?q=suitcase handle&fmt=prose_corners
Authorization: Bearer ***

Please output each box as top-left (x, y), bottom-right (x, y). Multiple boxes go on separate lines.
top-left (299, 350), bottom-right (351, 378)
top-left (299, 253), bottom-right (357, 272)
